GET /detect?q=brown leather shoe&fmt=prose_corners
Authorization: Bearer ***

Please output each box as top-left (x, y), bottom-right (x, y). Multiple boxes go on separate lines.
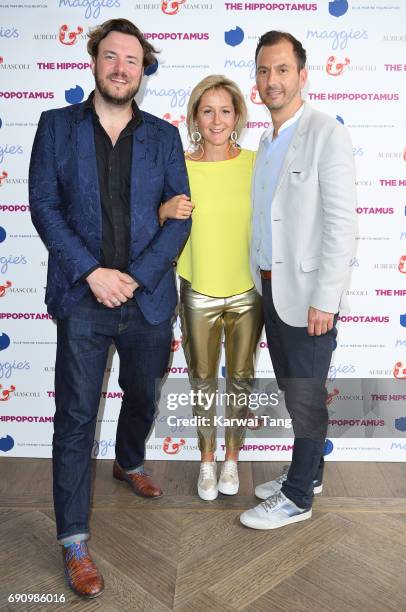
top-left (113, 460), bottom-right (163, 498)
top-left (62, 542), bottom-right (104, 599)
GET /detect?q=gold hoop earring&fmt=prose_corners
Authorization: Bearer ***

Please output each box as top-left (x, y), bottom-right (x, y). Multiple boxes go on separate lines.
top-left (226, 130), bottom-right (239, 159)
top-left (186, 128), bottom-right (205, 160)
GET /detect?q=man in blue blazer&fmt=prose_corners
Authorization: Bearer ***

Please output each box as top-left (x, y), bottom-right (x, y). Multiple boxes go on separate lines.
top-left (29, 18), bottom-right (192, 598)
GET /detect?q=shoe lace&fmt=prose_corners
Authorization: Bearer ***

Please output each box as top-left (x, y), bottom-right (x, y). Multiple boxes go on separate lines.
top-left (275, 465), bottom-right (289, 484)
top-left (129, 468), bottom-right (150, 477)
top-left (262, 491), bottom-right (284, 513)
top-left (200, 463), bottom-right (215, 478)
top-left (65, 542), bottom-right (88, 563)
top-left (222, 461), bottom-right (237, 476)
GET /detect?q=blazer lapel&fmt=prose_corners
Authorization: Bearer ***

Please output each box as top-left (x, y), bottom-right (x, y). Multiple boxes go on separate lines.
top-left (272, 103), bottom-right (312, 201)
top-left (76, 111), bottom-right (102, 252)
top-left (130, 120), bottom-right (148, 244)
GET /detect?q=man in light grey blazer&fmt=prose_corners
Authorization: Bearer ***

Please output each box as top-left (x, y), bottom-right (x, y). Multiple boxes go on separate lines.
top-left (240, 31), bottom-right (357, 530)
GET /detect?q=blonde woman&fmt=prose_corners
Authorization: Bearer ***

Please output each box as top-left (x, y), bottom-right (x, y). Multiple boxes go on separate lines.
top-left (160, 75), bottom-right (263, 500)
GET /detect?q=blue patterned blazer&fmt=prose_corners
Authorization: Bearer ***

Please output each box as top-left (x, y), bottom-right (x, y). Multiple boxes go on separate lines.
top-left (29, 100), bottom-right (191, 324)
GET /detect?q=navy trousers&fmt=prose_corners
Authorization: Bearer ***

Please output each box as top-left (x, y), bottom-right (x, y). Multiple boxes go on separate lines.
top-left (262, 278), bottom-right (337, 509)
top-left (53, 292), bottom-right (171, 543)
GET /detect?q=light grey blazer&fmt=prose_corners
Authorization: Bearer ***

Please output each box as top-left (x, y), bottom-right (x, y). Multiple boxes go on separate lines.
top-left (250, 102), bottom-right (358, 327)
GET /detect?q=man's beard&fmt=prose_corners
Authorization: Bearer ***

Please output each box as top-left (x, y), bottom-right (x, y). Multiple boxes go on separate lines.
top-left (263, 87), bottom-right (285, 111)
top-left (95, 71), bottom-right (140, 106)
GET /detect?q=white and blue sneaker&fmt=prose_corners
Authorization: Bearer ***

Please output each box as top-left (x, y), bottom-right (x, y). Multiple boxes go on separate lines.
top-left (240, 491), bottom-right (312, 530)
top-left (255, 465), bottom-right (323, 500)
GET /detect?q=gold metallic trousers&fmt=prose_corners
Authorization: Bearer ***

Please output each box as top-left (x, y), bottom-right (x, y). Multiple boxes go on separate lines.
top-left (179, 279), bottom-right (263, 453)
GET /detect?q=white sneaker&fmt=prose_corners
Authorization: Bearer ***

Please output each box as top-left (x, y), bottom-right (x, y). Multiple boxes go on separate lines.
top-left (255, 465), bottom-right (323, 500)
top-left (197, 462), bottom-right (218, 501)
top-left (218, 460), bottom-right (239, 495)
top-left (240, 491), bottom-right (312, 530)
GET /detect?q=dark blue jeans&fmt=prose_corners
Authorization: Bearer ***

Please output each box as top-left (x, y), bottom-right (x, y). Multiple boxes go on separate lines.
top-left (262, 278), bottom-right (337, 509)
top-left (53, 292), bottom-right (171, 544)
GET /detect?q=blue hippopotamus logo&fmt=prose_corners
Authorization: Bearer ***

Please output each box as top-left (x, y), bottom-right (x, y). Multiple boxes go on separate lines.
top-left (324, 439), bottom-right (334, 455)
top-left (395, 417), bottom-right (406, 432)
top-left (329, 0), bottom-right (348, 17)
top-left (0, 435), bottom-right (14, 452)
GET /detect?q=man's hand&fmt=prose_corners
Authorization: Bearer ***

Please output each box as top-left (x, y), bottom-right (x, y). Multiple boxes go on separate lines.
top-left (158, 194), bottom-right (194, 225)
top-left (307, 306), bottom-right (334, 336)
top-left (86, 268), bottom-right (138, 308)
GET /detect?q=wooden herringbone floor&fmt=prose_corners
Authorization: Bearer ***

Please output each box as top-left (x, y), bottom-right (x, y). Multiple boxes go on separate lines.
top-left (0, 459), bottom-right (405, 611)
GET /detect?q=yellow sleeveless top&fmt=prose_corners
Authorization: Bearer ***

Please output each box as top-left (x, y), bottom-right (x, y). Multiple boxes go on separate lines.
top-left (177, 149), bottom-right (255, 297)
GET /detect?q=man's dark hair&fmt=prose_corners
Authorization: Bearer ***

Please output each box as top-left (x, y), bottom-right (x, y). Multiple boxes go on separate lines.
top-left (87, 18), bottom-right (158, 67)
top-left (255, 31), bottom-right (307, 71)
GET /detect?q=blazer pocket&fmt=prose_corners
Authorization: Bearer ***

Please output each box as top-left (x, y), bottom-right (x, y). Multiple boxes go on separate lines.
top-left (289, 169), bottom-right (311, 184)
top-left (301, 256), bottom-right (320, 272)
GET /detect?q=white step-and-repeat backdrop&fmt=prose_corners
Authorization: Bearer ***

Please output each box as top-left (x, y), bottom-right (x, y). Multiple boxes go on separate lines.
top-left (0, 0), bottom-right (405, 462)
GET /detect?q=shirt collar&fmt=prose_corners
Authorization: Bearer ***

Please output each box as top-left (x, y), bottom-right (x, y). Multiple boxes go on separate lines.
top-left (262, 102), bottom-right (305, 143)
top-left (80, 90), bottom-right (143, 130)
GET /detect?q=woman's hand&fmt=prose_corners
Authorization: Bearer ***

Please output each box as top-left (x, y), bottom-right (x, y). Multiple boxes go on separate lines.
top-left (159, 194), bottom-right (194, 225)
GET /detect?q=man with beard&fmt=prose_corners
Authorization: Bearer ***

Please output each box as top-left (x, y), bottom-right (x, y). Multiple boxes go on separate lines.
top-left (29, 19), bottom-right (192, 598)
top-left (240, 31), bottom-right (357, 530)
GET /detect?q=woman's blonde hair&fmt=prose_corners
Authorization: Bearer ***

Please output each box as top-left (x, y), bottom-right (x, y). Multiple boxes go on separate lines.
top-left (186, 75), bottom-right (247, 141)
